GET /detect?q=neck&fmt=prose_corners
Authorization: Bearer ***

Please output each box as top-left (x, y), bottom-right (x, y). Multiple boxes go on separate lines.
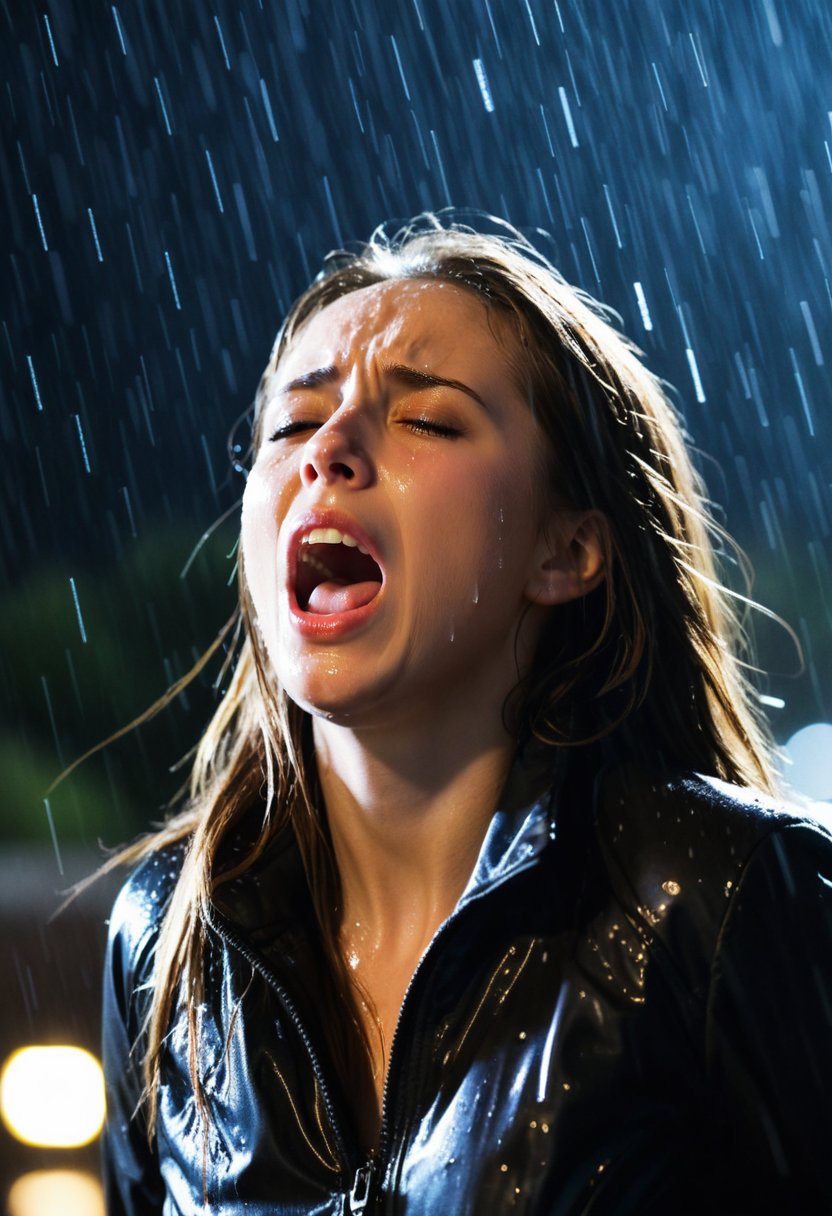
top-left (313, 702), bottom-right (515, 955)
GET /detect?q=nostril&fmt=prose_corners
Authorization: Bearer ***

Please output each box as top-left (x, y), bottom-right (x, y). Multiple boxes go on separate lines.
top-left (332, 462), bottom-right (354, 480)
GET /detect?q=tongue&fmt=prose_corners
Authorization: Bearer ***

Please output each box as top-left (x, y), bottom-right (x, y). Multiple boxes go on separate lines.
top-left (306, 580), bottom-right (381, 615)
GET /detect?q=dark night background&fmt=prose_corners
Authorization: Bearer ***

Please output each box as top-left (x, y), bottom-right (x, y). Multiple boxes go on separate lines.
top-left (1, 0), bottom-right (830, 1201)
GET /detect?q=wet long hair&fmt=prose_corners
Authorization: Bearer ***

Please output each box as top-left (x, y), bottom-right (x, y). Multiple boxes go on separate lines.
top-left (103, 214), bottom-right (780, 1138)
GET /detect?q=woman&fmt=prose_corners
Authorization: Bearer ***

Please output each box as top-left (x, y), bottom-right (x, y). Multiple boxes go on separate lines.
top-left (102, 217), bottom-right (832, 1214)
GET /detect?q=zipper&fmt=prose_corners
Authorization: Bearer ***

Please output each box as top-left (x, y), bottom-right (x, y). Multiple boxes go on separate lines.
top-left (372, 849), bottom-right (547, 1189)
top-left (207, 907), bottom-right (353, 1176)
top-left (348, 1160), bottom-right (376, 1213)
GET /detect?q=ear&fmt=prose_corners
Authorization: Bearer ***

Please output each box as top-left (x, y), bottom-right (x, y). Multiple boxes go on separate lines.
top-left (524, 510), bottom-right (608, 606)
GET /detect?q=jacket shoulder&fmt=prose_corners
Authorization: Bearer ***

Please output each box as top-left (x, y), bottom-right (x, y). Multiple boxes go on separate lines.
top-left (593, 765), bottom-right (831, 989)
top-left (597, 764), bottom-right (807, 882)
top-left (106, 841), bottom-right (187, 990)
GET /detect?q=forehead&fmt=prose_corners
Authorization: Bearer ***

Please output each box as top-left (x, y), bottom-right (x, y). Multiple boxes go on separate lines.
top-left (277, 278), bottom-right (513, 378)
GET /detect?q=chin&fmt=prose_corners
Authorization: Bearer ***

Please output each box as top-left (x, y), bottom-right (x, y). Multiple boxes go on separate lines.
top-left (280, 666), bottom-right (400, 728)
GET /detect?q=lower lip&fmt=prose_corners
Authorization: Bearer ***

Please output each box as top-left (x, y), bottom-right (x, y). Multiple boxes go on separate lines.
top-left (288, 585), bottom-right (384, 640)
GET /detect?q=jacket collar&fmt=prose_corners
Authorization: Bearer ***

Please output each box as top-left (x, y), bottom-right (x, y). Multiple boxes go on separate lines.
top-left (458, 739), bottom-right (565, 903)
top-left (212, 739), bottom-right (573, 935)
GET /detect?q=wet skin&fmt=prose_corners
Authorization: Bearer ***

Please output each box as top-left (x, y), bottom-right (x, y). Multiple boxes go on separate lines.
top-left (241, 277), bottom-right (595, 736)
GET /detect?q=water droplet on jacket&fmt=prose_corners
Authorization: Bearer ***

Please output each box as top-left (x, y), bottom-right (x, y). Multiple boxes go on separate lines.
top-left (661, 879), bottom-right (681, 896)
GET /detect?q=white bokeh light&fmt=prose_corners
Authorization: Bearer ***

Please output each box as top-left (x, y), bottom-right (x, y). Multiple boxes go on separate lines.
top-left (783, 722), bottom-right (832, 804)
top-left (0, 1046), bottom-right (105, 1149)
top-left (6, 1170), bottom-right (104, 1216)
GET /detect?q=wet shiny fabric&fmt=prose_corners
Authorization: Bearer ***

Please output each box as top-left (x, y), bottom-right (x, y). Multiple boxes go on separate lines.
top-left (102, 761), bottom-right (832, 1214)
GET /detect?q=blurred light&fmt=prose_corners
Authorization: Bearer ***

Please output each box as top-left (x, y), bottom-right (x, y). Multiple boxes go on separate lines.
top-left (784, 722), bottom-right (832, 802)
top-left (0, 1046), bottom-right (105, 1148)
top-left (7, 1170), bottom-right (104, 1216)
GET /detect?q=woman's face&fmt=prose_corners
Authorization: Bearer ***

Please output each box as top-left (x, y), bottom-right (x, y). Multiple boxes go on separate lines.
top-left (241, 277), bottom-right (561, 731)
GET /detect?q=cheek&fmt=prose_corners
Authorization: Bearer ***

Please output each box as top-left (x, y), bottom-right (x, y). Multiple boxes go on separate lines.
top-left (409, 460), bottom-right (537, 609)
top-left (240, 467), bottom-right (283, 619)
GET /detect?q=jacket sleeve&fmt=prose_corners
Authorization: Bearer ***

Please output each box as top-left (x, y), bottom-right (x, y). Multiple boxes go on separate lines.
top-left (706, 816), bottom-right (832, 1207)
top-left (101, 872), bottom-right (167, 1215)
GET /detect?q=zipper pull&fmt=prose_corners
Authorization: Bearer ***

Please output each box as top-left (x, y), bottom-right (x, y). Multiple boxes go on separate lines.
top-left (348, 1160), bottom-right (375, 1214)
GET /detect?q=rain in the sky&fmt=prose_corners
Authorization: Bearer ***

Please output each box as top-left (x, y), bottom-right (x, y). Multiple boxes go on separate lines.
top-left (0, 0), bottom-right (830, 1200)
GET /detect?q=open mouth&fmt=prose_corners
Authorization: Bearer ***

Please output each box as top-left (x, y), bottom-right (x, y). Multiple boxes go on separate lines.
top-left (295, 533), bottom-right (384, 615)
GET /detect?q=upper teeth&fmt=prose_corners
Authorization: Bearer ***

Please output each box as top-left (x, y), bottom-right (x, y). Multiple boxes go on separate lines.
top-left (301, 527), bottom-right (369, 554)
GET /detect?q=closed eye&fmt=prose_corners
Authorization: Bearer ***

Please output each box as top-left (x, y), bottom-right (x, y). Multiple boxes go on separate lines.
top-left (268, 420), bottom-right (321, 441)
top-left (402, 419), bottom-right (462, 438)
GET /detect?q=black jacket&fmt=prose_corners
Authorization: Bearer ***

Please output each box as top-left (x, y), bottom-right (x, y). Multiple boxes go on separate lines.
top-left (102, 758), bottom-right (832, 1214)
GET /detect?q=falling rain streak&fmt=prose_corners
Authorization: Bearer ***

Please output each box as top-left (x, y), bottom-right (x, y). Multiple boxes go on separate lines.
top-left (42, 12), bottom-right (59, 67)
top-left (69, 577), bottom-right (87, 644)
top-left (558, 87), bottom-right (579, 149)
top-left (26, 355), bottom-right (44, 410)
top-left (633, 282), bottom-right (653, 331)
top-left (31, 193), bottom-right (47, 250)
top-left (111, 5), bottom-right (128, 56)
top-left (74, 415), bottom-right (91, 474)
top-left (163, 250), bottom-right (182, 309)
top-left (473, 59), bottom-right (495, 113)
top-left (87, 208), bottom-right (103, 262)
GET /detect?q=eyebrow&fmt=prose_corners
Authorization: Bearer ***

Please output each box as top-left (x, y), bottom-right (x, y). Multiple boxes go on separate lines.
top-left (279, 362), bottom-right (487, 410)
top-left (279, 366), bottom-right (339, 394)
top-left (385, 363), bottom-right (488, 410)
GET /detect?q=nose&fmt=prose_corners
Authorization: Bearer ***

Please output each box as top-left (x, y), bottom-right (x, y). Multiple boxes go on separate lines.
top-left (300, 408), bottom-right (374, 489)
